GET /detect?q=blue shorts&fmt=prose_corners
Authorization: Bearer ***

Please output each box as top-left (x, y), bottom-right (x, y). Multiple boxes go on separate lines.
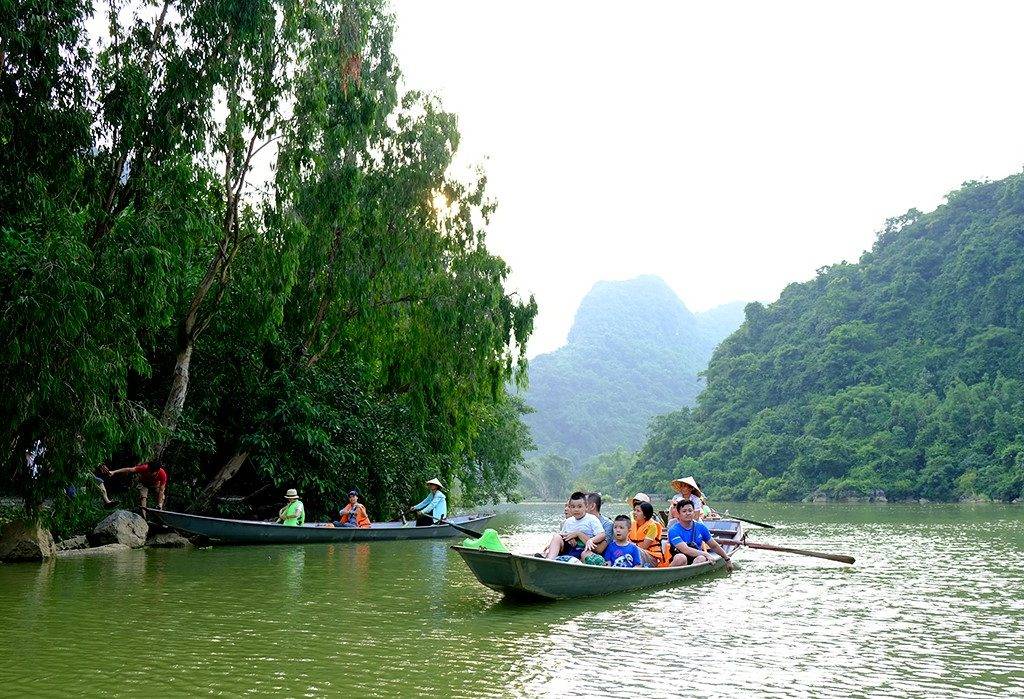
top-left (560, 545), bottom-right (583, 559)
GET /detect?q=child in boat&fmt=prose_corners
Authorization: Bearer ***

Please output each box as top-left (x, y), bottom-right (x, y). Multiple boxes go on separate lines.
top-left (603, 515), bottom-right (644, 568)
top-left (543, 491), bottom-right (605, 560)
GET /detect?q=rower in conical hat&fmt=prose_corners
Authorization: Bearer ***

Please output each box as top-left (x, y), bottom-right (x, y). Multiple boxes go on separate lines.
top-left (669, 476), bottom-right (716, 520)
top-left (410, 477), bottom-right (448, 526)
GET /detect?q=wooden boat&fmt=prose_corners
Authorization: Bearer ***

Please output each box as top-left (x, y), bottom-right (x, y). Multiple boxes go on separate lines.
top-left (454, 519), bottom-right (744, 600)
top-left (149, 508), bottom-right (495, 545)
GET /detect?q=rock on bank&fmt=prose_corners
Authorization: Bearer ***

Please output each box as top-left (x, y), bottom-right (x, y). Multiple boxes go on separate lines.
top-left (0, 520), bottom-right (56, 562)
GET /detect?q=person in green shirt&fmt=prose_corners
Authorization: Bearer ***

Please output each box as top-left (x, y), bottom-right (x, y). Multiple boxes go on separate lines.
top-left (276, 488), bottom-right (305, 526)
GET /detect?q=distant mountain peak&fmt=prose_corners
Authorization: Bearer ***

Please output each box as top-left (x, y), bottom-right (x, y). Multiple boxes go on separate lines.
top-left (522, 274), bottom-right (745, 464)
top-left (567, 275), bottom-right (697, 348)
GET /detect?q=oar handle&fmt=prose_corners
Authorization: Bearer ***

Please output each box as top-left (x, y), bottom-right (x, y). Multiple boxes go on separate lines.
top-left (725, 514), bottom-right (777, 529)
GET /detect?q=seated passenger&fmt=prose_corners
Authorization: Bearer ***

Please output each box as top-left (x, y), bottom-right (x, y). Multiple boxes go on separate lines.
top-left (543, 491), bottom-right (605, 560)
top-left (581, 492), bottom-right (615, 556)
top-left (668, 500), bottom-right (733, 571)
top-left (337, 490), bottom-right (371, 528)
top-left (276, 488), bottom-right (305, 526)
top-left (628, 500), bottom-right (665, 567)
top-left (603, 515), bottom-right (644, 568)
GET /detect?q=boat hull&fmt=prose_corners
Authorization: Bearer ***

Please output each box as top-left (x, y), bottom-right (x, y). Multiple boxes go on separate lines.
top-left (454, 519), bottom-right (744, 600)
top-left (149, 509), bottom-right (495, 544)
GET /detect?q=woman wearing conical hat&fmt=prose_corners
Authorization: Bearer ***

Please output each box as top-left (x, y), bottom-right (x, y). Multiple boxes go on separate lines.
top-left (668, 477), bottom-right (716, 520)
top-left (410, 478), bottom-right (447, 526)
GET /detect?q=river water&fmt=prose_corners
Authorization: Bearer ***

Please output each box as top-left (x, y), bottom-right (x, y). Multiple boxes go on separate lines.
top-left (1, 502), bottom-right (1022, 697)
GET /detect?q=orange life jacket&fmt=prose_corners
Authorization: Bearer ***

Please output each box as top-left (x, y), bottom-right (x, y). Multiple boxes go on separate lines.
top-left (628, 517), bottom-right (665, 564)
top-left (340, 504), bottom-right (371, 528)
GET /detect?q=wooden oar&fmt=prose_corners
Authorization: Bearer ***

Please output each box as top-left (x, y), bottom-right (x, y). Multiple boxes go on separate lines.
top-left (421, 514), bottom-right (484, 539)
top-left (722, 514), bottom-right (776, 529)
top-left (715, 538), bottom-right (854, 564)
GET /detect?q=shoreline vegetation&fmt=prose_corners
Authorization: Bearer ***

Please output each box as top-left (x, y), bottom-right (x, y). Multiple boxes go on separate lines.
top-left (1, 0), bottom-right (537, 551)
top-left (521, 176), bottom-right (1024, 507)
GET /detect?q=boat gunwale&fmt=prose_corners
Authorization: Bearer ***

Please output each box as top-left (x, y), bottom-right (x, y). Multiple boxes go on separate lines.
top-left (148, 508), bottom-right (490, 532)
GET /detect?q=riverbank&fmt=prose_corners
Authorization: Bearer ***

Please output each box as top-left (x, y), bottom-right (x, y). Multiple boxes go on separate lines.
top-left (0, 508), bottom-right (193, 563)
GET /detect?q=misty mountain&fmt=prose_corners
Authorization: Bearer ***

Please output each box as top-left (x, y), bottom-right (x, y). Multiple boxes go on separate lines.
top-left (522, 275), bottom-right (744, 464)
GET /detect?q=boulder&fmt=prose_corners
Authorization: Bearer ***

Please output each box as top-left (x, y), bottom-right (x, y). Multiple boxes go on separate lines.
top-left (55, 535), bottom-right (90, 551)
top-left (146, 532), bottom-right (192, 548)
top-left (0, 520), bottom-right (56, 562)
top-left (56, 543), bottom-right (129, 558)
top-left (89, 510), bottom-right (148, 548)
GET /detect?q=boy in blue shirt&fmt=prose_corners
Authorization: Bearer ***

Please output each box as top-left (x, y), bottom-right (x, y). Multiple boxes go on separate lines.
top-left (668, 500), bottom-right (733, 570)
top-left (603, 515), bottom-right (644, 568)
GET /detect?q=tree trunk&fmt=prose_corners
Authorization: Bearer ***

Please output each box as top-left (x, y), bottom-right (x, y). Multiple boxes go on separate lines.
top-left (194, 450), bottom-right (250, 510)
top-left (156, 342), bottom-right (193, 455)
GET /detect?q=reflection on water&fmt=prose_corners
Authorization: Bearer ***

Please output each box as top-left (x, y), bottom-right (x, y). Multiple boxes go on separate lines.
top-left (1, 502), bottom-right (1022, 697)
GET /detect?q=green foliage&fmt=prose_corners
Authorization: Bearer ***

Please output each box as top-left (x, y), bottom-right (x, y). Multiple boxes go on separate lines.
top-left (1, 0), bottom-right (536, 522)
top-left (457, 396), bottom-right (536, 506)
top-left (572, 446), bottom-right (636, 500)
top-left (43, 486), bottom-right (108, 542)
top-left (628, 177), bottom-right (1024, 502)
top-left (518, 454), bottom-right (574, 501)
top-left (522, 276), bottom-right (743, 464)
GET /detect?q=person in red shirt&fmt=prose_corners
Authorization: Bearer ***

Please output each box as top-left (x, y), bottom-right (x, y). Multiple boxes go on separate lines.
top-left (108, 460), bottom-right (168, 510)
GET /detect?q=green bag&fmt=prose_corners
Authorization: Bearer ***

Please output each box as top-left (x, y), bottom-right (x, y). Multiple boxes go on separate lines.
top-left (460, 528), bottom-right (507, 552)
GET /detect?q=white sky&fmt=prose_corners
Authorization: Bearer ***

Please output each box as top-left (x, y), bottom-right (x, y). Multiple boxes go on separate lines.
top-left (390, 1), bottom-right (1024, 357)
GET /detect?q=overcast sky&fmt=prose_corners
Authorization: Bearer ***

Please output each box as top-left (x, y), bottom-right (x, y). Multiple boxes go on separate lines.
top-left (390, 1), bottom-right (1024, 357)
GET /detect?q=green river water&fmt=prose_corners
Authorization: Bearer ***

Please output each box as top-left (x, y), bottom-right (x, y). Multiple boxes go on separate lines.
top-left (1, 502), bottom-right (1023, 698)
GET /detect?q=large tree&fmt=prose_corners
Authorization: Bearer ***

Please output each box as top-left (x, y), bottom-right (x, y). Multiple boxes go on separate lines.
top-left (1, 0), bottom-right (536, 520)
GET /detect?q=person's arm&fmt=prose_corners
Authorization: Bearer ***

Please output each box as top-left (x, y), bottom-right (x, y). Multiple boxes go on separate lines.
top-left (640, 522), bottom-right (658, 549)
top-left (705, 537), bottom-right (733, 571)
top-left (629, 544), bottom-right (645, 567)
top-left (155, 483), bottom-right (166, 508)
top-left (410, 494), bottom-right (431, 512)
top-left (583, 530), bottom-right (606, 552)
top-left (107, 465), bottom-right (138, 477)
top-left (434, 494), bottom-right (447, 520)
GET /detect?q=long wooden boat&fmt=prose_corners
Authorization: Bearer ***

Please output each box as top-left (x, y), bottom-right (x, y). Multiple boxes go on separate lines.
top-left (149, 508), bottom-right (495, 544)
top-left (454, 519), bottom-right (744, 600)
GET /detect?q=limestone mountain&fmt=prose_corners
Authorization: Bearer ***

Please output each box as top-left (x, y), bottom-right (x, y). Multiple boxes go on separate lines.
top-left (522, 276), bottom-right (743, 464)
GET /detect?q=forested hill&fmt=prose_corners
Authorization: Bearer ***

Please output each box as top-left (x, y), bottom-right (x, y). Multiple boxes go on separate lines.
top-left (627, 176), bottom-right (1024, 503)
top-left (523, 276), bottom-right (744, 464)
